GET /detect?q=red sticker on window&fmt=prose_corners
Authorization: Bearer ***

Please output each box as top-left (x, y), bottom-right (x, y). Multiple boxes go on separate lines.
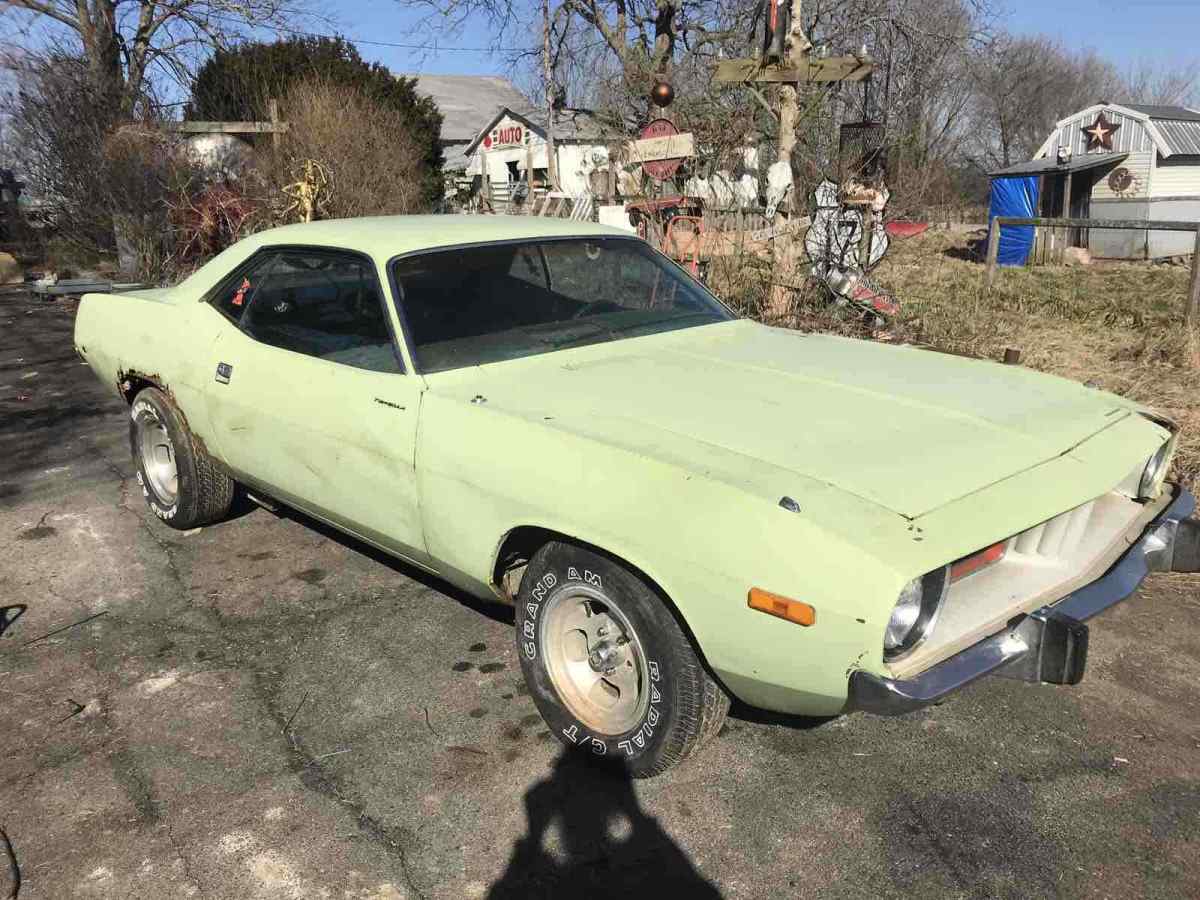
top-left (232, 277), bottom-right (251, 306)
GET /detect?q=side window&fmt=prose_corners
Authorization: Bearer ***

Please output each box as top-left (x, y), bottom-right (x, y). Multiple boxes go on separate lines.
top-left (210, 253), bottom-right (277, 323)
top-left (240, 250), bottom-right (402, 374)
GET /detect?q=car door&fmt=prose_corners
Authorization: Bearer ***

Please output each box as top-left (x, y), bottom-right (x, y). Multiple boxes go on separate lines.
top-left (201, 246), bottom-right (431, 567)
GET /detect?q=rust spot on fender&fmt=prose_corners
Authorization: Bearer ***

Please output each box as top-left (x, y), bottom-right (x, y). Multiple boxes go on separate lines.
top-left (117, 368), bottom-right (172, 404)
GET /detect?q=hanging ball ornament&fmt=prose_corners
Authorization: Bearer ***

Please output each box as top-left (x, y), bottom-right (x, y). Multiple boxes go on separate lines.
top-left (650, 80), bottom-right (674, 108)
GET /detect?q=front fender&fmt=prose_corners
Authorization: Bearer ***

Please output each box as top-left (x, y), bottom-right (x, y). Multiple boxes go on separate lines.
top-left (416, 391), bottom-right (904, 716)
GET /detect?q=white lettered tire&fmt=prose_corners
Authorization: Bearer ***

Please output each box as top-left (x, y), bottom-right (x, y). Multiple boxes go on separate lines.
top-left (129, 387), bottom-right (234, 530)
top-left (516, 541), bottom-right (730, 777)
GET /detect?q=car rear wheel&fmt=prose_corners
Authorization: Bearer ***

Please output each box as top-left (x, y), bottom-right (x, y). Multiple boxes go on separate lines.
top-left (129, 387), bottom-right (234, 530)
top-left (516, 541), bottom-right (730, 777)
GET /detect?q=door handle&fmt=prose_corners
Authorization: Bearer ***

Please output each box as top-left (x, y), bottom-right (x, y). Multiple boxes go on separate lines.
top-left (374, 397), bottom-right (406, 411)
top-left (215, 362), bottom-right (233, 384)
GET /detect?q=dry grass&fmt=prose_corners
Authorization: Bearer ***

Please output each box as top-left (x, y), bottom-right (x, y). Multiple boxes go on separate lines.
top-left (873, 228), bottom-right (1200, 488)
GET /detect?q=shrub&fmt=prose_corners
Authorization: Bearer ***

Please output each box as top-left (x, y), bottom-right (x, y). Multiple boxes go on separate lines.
top-left (187, 37), bottom-right (443, 205)
top-left (263, 80), bottom-right (429, 221)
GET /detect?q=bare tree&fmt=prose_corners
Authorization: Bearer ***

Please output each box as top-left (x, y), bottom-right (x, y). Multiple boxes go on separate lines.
top-left (1120, 58), bottom-right (1200, 107)
top-left (964, 35), bottom-right (1124, 170)
top-left (1, 0), bottom-right (311, 114)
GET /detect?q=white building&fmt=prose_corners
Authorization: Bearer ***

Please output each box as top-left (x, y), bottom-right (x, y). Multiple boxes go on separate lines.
top-left (408, 74), bottom-right (534, 173)
top-left (993, 102), bottom-right (1200, 258)
top-left (462, 106), bottom-right (615, 200)
top-left (409, 75), bottom-right (614, 203)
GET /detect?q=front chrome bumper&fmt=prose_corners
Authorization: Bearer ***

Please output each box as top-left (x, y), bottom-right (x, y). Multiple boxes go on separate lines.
top-left (848, 487), bottom-right (1198, 716)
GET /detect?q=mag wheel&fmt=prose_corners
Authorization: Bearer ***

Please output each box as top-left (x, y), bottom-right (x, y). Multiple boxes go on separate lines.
top-left (134, 402), bottom-right (179, 507)
top-left (540, 585), bottom-right (650, 735)
top-left (129, 387), bottom-right (234, 530)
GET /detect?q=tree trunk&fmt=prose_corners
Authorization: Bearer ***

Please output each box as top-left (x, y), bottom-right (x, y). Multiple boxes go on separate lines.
top-left (77, 0), bottom-right (126, 119)
top-left (543, 0), bottom-right (559, 190)
top-left (768, 0), bottom-right (808, 321)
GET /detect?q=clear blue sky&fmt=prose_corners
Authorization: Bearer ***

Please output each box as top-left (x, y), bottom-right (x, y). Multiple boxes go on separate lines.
top-left (317, 0), bottom-right (1200, 78)
top-left (1003, 0), bottom-right (1199, 73)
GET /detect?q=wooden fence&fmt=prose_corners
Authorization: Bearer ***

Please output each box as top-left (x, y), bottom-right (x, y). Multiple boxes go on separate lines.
top-left (983, 216), bottom-right (1200, 323)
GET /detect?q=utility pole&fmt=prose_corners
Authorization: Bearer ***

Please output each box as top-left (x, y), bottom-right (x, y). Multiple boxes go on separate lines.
top-left (769, 0), bottom-right (811, 319)
top-left (542, 0), bottom-right (560, 191)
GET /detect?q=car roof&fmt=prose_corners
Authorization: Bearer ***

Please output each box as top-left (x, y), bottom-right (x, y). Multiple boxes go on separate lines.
top-left (240, 214), bottom-right (632, 260)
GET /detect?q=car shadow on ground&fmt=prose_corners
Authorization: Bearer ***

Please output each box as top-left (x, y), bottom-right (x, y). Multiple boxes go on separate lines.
top-left (727, 700), bottom-right (835, 732)
top-left (488, 749), bottom-right (723, 899)
top-left (256, 499), bottom-right (515, 627)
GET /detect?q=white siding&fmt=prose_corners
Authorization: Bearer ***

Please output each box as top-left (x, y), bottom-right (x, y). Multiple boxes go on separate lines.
top-left (1147, 199), bottom-right (1200, 256)
top-left (1150, 154), bottom-right (1200, 198)
top-left (1091, 150), bottom-right (1153, 200)
top-left (555, 144), bottom-right (609, 195)
top-left (466, 113), bottom-right (610, 197)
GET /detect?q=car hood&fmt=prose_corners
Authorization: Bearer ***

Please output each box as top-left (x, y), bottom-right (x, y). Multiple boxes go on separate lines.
top-left (428, 320), bottom-right (1137, 519)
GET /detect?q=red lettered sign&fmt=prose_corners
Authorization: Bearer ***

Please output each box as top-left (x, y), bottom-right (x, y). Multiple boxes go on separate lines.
top-left (483, 123), bottom-right (525, 150)
top-left (639, 119), bottom-right (684, 181)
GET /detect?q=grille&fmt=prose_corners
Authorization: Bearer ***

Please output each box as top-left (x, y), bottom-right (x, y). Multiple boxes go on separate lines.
top-left (889, 491), bottom-right (1151, 679)
top-left (1008, 500), bottom-right (1096, 562)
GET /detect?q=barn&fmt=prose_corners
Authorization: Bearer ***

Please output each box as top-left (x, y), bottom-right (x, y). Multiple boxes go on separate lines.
top-left (988, 103), bottom-right (1200, 260)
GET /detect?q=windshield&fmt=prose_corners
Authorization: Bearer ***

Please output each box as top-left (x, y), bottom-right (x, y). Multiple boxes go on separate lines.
top-left (391, 237), bottom-right (732, 372)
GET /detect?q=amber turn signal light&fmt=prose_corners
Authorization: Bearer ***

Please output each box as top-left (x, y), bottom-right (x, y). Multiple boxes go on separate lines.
top-left (748, 588), bottom-right (816, 626)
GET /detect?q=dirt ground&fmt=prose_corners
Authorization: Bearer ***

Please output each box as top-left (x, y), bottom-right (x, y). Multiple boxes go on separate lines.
top-left (2, 288), bottom-right (1200, 900)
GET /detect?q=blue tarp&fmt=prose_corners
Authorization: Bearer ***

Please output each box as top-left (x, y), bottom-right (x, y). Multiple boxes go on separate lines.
top-left (987, 176), bottom-right (1039, 266)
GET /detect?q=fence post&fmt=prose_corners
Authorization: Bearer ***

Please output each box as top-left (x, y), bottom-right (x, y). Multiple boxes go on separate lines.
top-left (984, 219), bottom-right (1001, 290)
top-left (1187, 226), bottom-right (1200, 325)
top-left (268, 98), bottom-right (280, 150)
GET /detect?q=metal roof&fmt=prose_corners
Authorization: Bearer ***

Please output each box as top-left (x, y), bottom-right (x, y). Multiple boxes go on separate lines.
top-left (989, 152), bottom-right (1128, 178)
top-left (1150, 118), bottom-right (1200, 156)
top-left (406, 75), bottom-right (534, 142)
top-left (1123, 104), bottom-right (1200, 123)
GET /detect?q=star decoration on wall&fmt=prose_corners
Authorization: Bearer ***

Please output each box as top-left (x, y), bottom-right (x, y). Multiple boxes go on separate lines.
top-left (1084, 111), bottom-right (1121, 151)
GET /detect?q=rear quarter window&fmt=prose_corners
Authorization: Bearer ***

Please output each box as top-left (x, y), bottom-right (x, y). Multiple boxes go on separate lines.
top-left (210, 254), bottom-right (277, 323)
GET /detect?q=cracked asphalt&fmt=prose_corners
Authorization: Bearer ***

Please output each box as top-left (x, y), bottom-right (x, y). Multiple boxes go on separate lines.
top-left (2, 288), bottom-right (1199, 899)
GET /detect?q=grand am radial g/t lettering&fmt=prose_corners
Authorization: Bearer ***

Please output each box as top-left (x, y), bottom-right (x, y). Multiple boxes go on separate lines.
top-left (75, 214), bottom-right (1200, 777)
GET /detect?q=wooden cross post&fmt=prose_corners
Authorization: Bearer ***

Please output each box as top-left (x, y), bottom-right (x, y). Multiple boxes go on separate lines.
top-left (768, 0), bottom-right (810, 319)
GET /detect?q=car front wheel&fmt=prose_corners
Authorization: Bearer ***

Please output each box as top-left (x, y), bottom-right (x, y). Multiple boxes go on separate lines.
top-left (516, 541), bottom-right (729, 777)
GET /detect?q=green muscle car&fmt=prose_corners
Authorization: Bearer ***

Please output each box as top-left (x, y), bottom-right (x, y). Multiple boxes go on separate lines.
top-left (74, 215), bottom-right (1200, 776)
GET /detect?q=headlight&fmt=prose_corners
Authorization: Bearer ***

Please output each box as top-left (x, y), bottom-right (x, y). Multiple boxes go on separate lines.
top-left (884, 568), bottom-right (949, 660)
top-left (1138, 441), bottom-right (1171, 500)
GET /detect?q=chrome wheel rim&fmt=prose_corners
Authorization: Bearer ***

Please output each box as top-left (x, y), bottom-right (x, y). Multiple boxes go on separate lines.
top-left (135, 408), bottom-right (178, 505)
top-left (539, 585), bottom-right (649, 735)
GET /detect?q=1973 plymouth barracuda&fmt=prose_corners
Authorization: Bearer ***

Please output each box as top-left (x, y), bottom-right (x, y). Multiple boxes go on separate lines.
top-left (75, 215), bottom-right (1200, 776)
